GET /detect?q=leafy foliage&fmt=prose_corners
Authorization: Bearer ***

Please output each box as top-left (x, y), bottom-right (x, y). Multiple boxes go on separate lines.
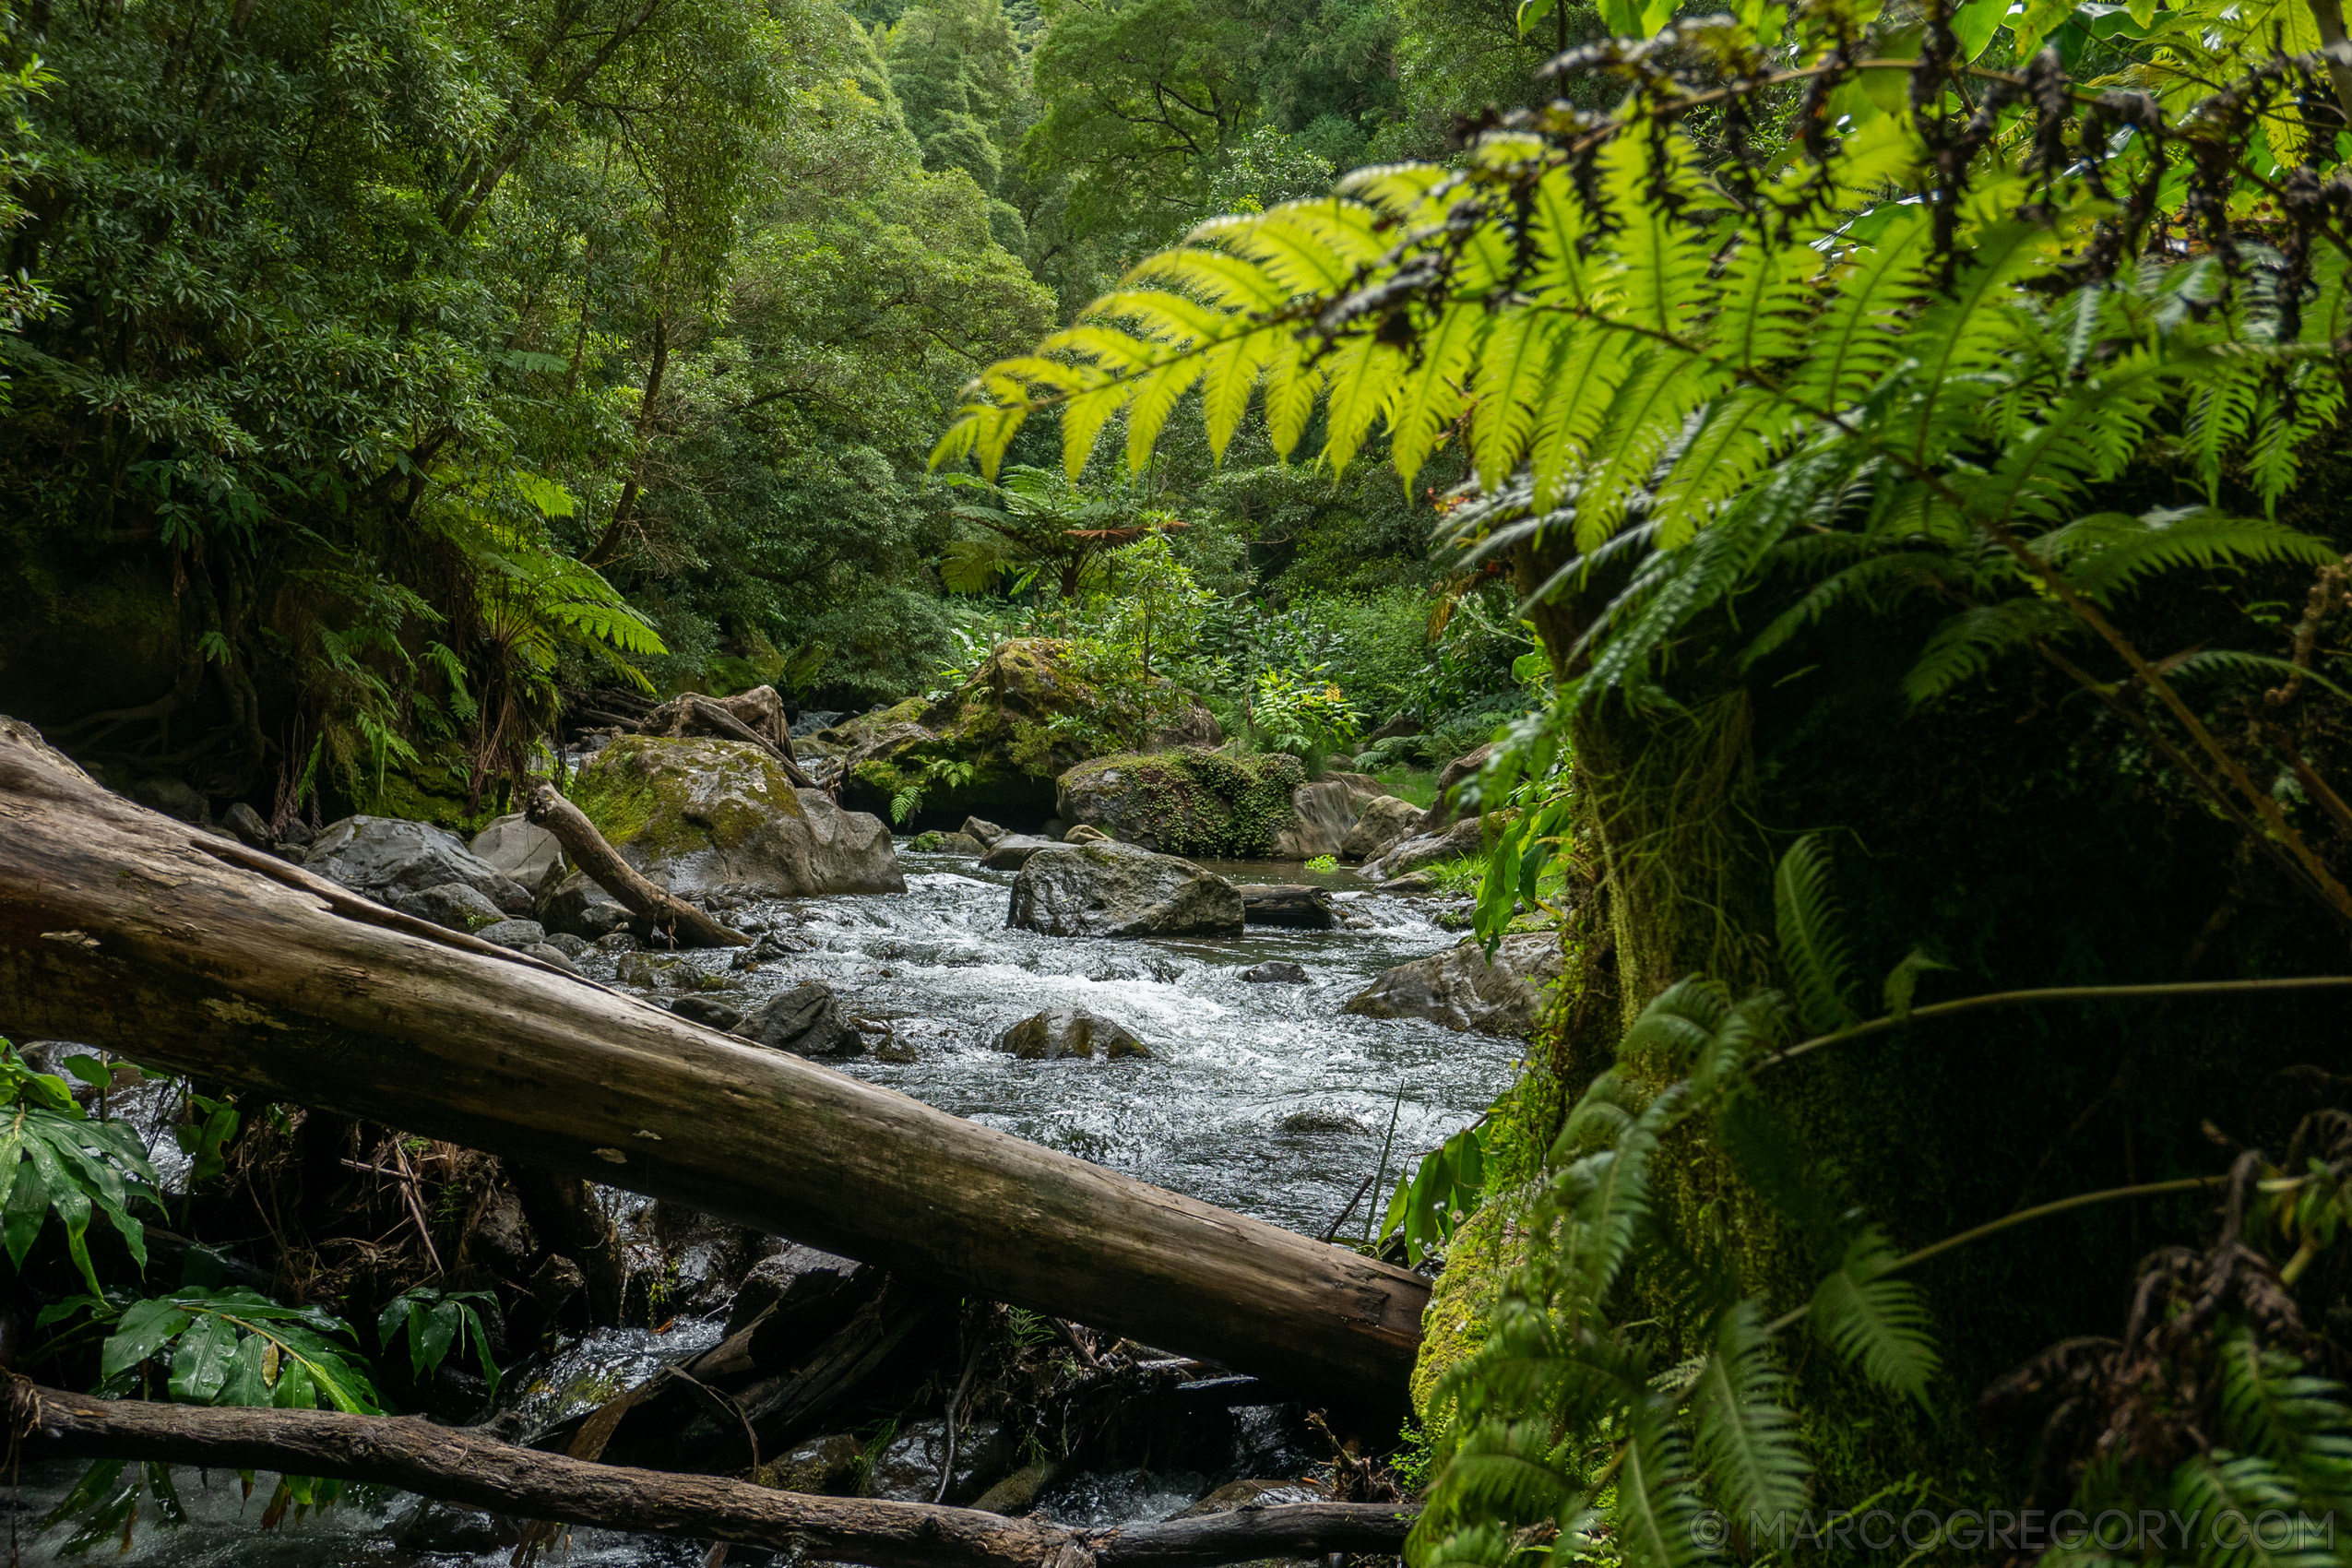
top-left (1, 1043), bottom-right (159, 1296)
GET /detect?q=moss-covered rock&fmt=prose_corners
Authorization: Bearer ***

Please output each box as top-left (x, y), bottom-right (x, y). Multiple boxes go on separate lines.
top-left (1056, 749), bottom-right (1306, 857)
top-left (569, 735), bottom-right (903, 897)
top-left (826, 640), bottom-right (1222, 826)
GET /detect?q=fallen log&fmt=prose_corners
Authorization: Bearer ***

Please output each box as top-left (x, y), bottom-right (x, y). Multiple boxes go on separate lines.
top-left (0, 719), bottom-right (1427, 1406)
top-left (644, 688), bottom-right (817, 790)
top-left (525, 781), bottom-right (750, 948)
top-left (10, 1379), bottom-right (1418, 1568)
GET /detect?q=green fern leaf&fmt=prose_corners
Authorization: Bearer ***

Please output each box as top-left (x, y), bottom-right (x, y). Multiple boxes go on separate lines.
top-left (1613, 1396), bottom-right (1709, 1568)
top-left (1809, 1229), bottom-right (1940, 1402)
top-left (1900, 599), bottom-right (2071, 707)
top-left (1774, 836), bottom-right (1856, 1034)
top-left (1392, 303), bottom-right (1481, 489)
top-left (1692, 1300), bottom-right (1811, 1526)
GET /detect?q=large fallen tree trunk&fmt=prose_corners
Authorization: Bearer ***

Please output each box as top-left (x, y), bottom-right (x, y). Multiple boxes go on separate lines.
top-left (0, 720), bottom-right (1427, 1406)
top-left (11, 1379), bottom-right (1417, 1568)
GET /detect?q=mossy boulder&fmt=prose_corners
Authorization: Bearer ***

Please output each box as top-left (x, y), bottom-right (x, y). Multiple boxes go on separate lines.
top-left (1055, 749), bottom-right (1306, 857)
top-left (568, 735), bottom-right (903, 897)
top-left (826, 640), bottom-right (1221, 826)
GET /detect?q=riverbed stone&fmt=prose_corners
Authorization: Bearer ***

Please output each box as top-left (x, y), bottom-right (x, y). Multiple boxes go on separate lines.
top-left (1005, 840), bottom-right (1243, 939)
top-left (1362, 814), bottom-right (1491, 881)
top-left (474, 917), bottom-right (546, 950)
top-left (671, 995), bottom-right (745, 1031)
top-left (1236, 884), bottom-right (1336, 930)
top-left (523, 943), bottom-right (583, 974)
top-left (960, 816), bottom-right (1009, 848)
top-left (568, 735), bottom-right (903, 899)
top-left (393, 881), bottom-right (507, 932)
top-left (1055, 749), bottom-right (1305, 856)
top-left (992, 1008), bottom-right (1151, 1061)
top-left (1342, 793), bottom-right (1425, 861)
top-left (539, 871), bottom-right (632, 940)
top-left (1270, 778), bottom-right (1372, 859)
top-left (1341, 932), bottom-right (1563, 1037)
top-left (1063, 822), bottom-right (1110, 844)
top-left (735, 980), bottom-right (862, 1058)
top-left (469, 813), bottom-right (565, 885)
top-left (307, 814), bottom-right (535, 911)
top-left (979, 833), bottom-right (1053, 870)
top-left (221, 801), bottom-right (272, 849)
top-left (1240, 960), bottom-right (1311, 984)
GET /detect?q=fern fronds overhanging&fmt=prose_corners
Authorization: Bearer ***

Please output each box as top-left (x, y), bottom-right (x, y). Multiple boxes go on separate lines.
top-left (935, 0), bottom-right (2352, 922)
top-left (1407, 839), bottom-right (2352, 1568)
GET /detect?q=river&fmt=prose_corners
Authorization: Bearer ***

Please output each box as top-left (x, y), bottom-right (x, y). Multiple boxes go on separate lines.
top-left (8, 841), bottom-right (1513, 1565)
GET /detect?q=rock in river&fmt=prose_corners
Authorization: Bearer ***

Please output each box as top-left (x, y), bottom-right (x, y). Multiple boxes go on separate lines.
top-left (1341, 932), bottom-right (1563, 1038)
top-left (1342, 793), bottom-right (1425, 861)
top-left (734, 980), bottom-right (862, 1058)
top-left (1005, 840), bottom-right (1243, 939)
top-left (1361, 813), bottom-right (1490, 881)
top-left (1240, 960), bottom-right (1311, 984)
top-left (979, 833), bottom-right (1054, 870)
top-left (568, 735), bottom-right (902, 898)
top-left (306, 815), bottom-right (534, 912)
top-left (992, 1009), bottom-right (1151, 1060)
top-left (393, 881), bottom-right (507, 932)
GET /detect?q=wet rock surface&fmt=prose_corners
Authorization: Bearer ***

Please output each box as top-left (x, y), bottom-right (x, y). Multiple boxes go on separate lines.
top-left (992, 1008), bottom-right (1151, 1061)
top-left (1362, 813), bottom-right (1490, 881)
top-left (306, 814), bottom-right (534, 911)
top-left (1239, 960), bottom-right (1311, 984)
top-left (735, 979), bottom-right (862, 1057)
top-left (569, 734), bottom-right (903, 898)
top-left (1342, 932), bottom-right (1564, 1037)
top-left (394, 880), bottom-right (507, 932)
top-left (1341, 793), bottom-right (1425, 861)
top-left (1008, 841), bottom-right (1245, 939)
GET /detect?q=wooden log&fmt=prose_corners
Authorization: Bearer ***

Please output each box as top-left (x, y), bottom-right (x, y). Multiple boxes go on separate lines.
top-left (0, 722), bottom-right (1428, 1407)
top-left (1234, 885), bottom-right (1336, 931)
top-left (9, 1379), bottom-right (1418, 1568)
top-left (644, 688), bottom-right (817, 790)
top-left (524, 782), bottom-right (750, 948)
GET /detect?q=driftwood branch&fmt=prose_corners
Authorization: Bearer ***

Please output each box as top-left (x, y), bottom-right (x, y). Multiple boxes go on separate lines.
top-left (644, 689), bottom-right (816, 790)
top-left (0, 721), bottom-right (1427, 1406)
top-left (525, 782), bottom-right (749, 948)
top-left (11, 1380), bottom-right (1416, 1568)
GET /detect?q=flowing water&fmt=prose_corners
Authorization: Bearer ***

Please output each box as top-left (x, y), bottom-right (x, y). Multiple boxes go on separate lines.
top-left (10, 843), bottom-right (1515, 1565)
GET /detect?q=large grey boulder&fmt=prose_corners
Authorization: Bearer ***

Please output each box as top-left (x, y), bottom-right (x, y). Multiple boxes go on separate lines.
top-left (1342, 794), bottom-right (1425, 862)
top-left (991, 1009), bottom-right (1151, 1061)
top-left (306, 815), bottom-right (533, 912)
top-left (569, 736), bottom-right (903, 898)
top-left (1363, 814), bottom-right (1489, 881)
top-left (959, 816), bottom-right (1009, 849)
top-left (1341, 932), bottom-right (1562, 1037)
top-left (1271, 779), bottom-right (1370, 860)
top-left (469, 813), bottom-right (565, 886)
top-left (1006, 841), bottom-right (1243, 939)
top-left (735, 980), bottom-right (862, 1058)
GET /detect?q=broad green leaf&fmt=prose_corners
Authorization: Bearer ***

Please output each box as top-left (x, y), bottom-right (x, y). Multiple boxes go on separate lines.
top-left (169, 1313), bottom-right (239, 1403)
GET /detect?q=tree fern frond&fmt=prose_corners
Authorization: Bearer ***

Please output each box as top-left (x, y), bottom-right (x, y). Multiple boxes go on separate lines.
top-left (1123, 357), bottom-right (1208, 473)
top-left (1263, 335), bottom-right (1325, 459)
top-left (1471, 311), bottom-right (1572, 492)
top-left (1650, 388), bottom-right (1792, 551)
top-left (1810, 1229), bottom-right (1940, 1401)
top-left (1774, 836), bottom-right (1856, 1033)
top-left (1613, 1396), bottom-right (1710, 1568)
top-left (1529, 323), bottom-right (1634, 510)
top-left (2041, 507), bottom-right (2341, 605)
top-left (1393, 303), bottom-right (1481, 488)
top-left (1322, 332), bottom-right (1409, 474)
top-left (1783, 207), bottom-right (1931, 415)
top-left (1200, 328), bottom-right (1278, 460)
top-left (1895, 220), bottom-right (2057, 464)
top-left (1575, 348), bottom-right (1731, 551)
top-left (1900, 599), bottom-right (2071, 706)
top-left (1739, 551), bottom-right (1953, 671)
top-left (1693, 1300), bottom-right (1811, 1526)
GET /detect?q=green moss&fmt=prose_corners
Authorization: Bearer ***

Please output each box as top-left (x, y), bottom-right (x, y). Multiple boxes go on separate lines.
top-left (569, 736), bottom-right (802, 861)
top-left (1063, 749), bottom-right (1304, 857)
top-left (1409, 1188), bottom-right (1531, 1427)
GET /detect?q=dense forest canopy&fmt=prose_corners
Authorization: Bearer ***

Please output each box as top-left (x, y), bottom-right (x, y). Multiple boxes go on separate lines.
top-left (0, 0), bottom-right (1550, 827)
